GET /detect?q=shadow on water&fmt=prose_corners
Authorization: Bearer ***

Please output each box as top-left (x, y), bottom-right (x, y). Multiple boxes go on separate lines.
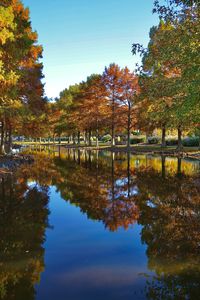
top-left (0, 146), bottom-right (200, 299)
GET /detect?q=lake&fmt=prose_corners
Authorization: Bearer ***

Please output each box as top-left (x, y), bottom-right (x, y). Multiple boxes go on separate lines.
top-left (0, 147), bottom-right (200, 300)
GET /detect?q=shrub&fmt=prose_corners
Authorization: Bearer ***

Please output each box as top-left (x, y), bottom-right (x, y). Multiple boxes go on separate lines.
top-left (132, 131), bottom-right (141, 136)
top-left (166, 138), bottom-right (178, 146)
top-left (182, 137), bottom-right (200, 147)
top-left (148, 136), bottom-right (160, 144)
top-left (165, 136), bottom-right (199, 147)
top-left (130, 137), bottom-right (145, 144)
top-left (101, 134), bottom-right (112, 143)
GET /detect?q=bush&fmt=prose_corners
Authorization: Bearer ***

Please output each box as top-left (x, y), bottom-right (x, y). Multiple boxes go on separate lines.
top-left (101, 134), bottom-right (112, 143)
top-left (182, 137), bottom-right (200, 147)
top-left (130, 137), bottom-right (145, 144)
top-left (166, 138), bottom-right (178, 146)
top-left (132, 131), bottom-right (141, 136)
top-left (165, 136), bottom-right (199, 147)
top-left (148, 136), bottom-right (160, 144)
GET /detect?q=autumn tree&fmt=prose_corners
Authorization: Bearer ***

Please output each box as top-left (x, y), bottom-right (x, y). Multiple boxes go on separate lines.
top-left (75, 74), bottom-right (108, 147)
top-left (0, 0), bottom-right (46, 153)
top-left (120, 67), bottom-right (140, 147)
top-left (132, 0), bottom-right (200, 149)
top-left (102, 64), bottom-right (124, 146)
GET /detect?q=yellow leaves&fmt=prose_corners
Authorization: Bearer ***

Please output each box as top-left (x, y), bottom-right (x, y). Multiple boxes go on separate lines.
top-left (0, 7), bottom-right (15, 28)
top-left (0, 27), bottom-right (14, 44)
top-left (0, 6), bottom-right (15, 45)
top-left (160, 20), bottom-right (174, 32)
top-left (0, 69), bottom-right (19, 95)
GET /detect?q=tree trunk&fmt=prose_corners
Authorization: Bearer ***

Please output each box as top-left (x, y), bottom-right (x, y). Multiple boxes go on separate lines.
top-left (85, 130), bottom-right (88, 146)
top-left (177, 126), bottom-right (183, 152)
top-left (127, 102), bottom-right (131, 148)
top-left (0, 121), bottom-right (5, 155)
top-left (161, 125), bottom-right (166, 148)
top-left (96, 128), bottom-right (99, 148)
top-left (8, 124), bottom-right (12, 154)
top-left (89, 130), bottom-right (92, 146)
top-left (96, 118), bottom-right (99, 148)
top-left (111, 98), bottom-right (115, 147)
top-left (77, 131), bottom-right (80, 146)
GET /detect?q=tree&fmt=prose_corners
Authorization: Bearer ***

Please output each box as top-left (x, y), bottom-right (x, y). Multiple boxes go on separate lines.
top-left (102, 64), bottom-right (124, 146)
top-left (152, 0), bottom-right (200, 148)
top-left (133, 5), bottom-right (200, 150)
top-left (57, 84), bottom-right (83, 143)
top-left (120, 67), bottom-right (140, 147)
top-left (0, 0), bottom-right (46, 153)
top-left (76, 74), bottom-right (108, 147)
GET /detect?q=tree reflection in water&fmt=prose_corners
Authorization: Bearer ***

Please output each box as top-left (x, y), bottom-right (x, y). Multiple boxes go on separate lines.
top-left (53, 149), bottom-right (200, 299)
top-left (0, 156), bottom-right (51, 300)
top-left (134, 159), bottom-right (200, 300)
top-left (0, 148), bottom-right (199, 299)
top-left (54, 150), bottom-right (139, 231)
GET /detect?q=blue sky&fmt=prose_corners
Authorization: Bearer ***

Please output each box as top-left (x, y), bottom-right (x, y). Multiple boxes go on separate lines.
top-left (23, 0), bottom-right (159, 98)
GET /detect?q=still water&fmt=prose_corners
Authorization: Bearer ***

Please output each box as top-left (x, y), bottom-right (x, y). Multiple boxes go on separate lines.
top-left (0, 148), bottom-right (200, 300)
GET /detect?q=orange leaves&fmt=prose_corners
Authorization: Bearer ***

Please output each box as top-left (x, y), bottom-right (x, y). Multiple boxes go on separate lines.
top-left (0, 0), bottom-right (46, 140)
top-left (57, 65), bottom-right (140, 142)
top-left (12, 0), bottom-right (30, 21)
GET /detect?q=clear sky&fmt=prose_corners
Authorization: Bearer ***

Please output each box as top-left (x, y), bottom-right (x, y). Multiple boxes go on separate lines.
top-left (22, 0), bottom-right (159, 99)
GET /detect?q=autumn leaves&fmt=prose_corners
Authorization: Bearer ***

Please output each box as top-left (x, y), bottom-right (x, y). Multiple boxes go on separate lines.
top-left (1, 0), bottom-right (199, 151)
top-left (54, 64), bottom-right (139, 147)
top-left (0, 0), bottom-right (45, 153)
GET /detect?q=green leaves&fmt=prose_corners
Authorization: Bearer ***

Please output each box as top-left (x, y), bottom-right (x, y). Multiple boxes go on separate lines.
top-left (133, 1), bottom-right (200, 133)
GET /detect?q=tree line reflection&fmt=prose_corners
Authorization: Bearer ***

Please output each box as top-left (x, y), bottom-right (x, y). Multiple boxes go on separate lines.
top-left (0, 148), bottom-right (199, 299)
top-left (0, 173), bottom-right (50, 299)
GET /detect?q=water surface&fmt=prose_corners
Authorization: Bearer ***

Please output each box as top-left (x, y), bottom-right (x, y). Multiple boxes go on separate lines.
top-left (0, 148), bottom-right (200, 300)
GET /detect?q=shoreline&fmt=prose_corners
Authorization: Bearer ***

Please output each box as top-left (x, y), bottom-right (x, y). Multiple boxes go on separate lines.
top-left (64, 145), bottom-right (200, 159)
top-left (13, 143), bottom-right (200, 160)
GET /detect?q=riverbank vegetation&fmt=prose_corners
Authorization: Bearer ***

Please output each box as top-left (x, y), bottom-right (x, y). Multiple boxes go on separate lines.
top-left (0, 0), bottom-right (199, 155)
